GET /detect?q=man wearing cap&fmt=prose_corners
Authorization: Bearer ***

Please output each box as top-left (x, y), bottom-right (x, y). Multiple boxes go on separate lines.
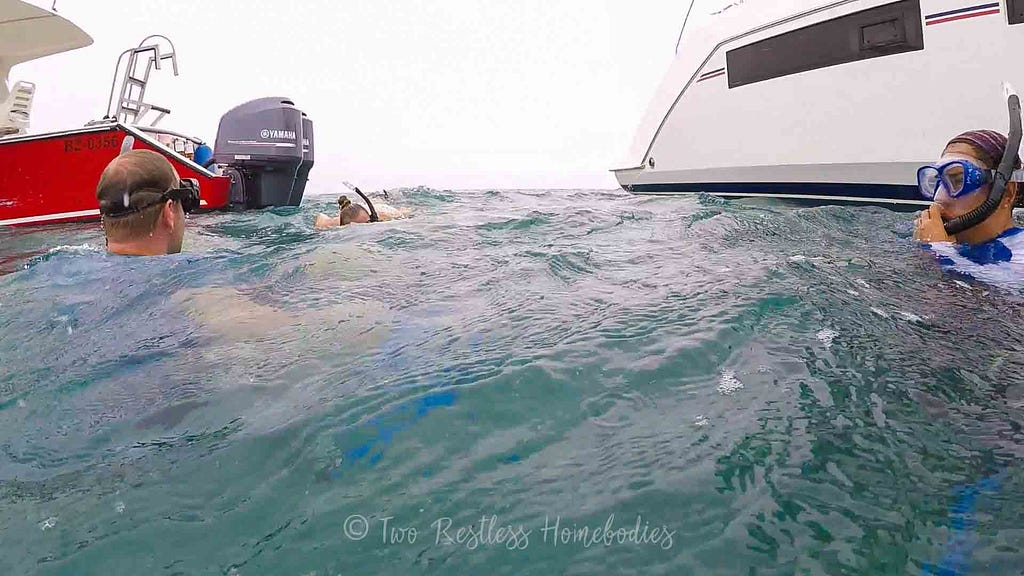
top-left (96, 149), bottom-right (197, 256)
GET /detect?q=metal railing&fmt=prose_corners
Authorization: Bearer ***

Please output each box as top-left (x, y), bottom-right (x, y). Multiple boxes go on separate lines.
top-left (103, 35), bottom-right (180, 126)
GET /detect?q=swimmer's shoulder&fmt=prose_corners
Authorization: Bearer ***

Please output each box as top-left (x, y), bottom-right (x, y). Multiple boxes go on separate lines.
top-left (1001, 227), bottom-right (1024, 242)
top-left (994, 227), bottom-right (1024, 260)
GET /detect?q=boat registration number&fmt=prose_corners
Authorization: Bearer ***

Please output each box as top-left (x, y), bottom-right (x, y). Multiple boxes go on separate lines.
top-left (63, 134), bottom-right (122, 154)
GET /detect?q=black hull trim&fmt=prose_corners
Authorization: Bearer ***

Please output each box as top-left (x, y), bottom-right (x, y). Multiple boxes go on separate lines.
top-left (626, 181), bottom-right (924, 211)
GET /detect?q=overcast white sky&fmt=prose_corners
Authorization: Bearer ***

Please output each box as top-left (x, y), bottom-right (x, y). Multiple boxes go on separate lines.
top-left (15, 0), bottom-right (687, 191)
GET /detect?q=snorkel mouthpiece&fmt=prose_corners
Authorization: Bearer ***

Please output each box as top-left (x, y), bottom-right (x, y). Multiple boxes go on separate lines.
top-left (943, 83), bottom-right (1023, 235)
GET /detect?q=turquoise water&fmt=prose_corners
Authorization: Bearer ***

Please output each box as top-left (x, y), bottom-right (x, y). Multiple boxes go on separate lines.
top-left (1, 189), bottom-right (1024, 575)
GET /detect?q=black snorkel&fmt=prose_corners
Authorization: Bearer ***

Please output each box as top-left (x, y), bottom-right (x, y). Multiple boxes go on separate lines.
top-left (354, 187), bottom-right (380, 223)
top-left (343, 181), bottom-right (380, 223)
top-left (943, 85), bottom-right (1023, 235)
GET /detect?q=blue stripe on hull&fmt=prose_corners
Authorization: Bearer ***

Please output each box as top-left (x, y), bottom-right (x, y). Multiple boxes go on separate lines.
top-left (925, 2), bottom-right (1000, 20)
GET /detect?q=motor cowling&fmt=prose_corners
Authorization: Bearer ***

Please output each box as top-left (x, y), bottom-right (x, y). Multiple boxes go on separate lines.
top-left (211, 97), bottom-right (314, 208)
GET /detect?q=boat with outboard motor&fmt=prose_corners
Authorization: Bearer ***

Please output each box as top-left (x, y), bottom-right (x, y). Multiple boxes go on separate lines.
top-left (614, 0), bottom-right (1024, 209)
top-left (0, 0), bottom-right (314, 226)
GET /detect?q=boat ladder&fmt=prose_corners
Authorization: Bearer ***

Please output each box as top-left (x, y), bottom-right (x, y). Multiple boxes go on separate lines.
top-left (103, 35), bottom-right (180, 127)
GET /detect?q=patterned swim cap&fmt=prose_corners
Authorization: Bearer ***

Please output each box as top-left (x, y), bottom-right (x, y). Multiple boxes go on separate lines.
top-left (946, 130), bottom-right (1022, 169)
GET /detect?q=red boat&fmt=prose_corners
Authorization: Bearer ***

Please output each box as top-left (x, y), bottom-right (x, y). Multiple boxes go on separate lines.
top-left (0, 0), bottom-right (314, 227)
top-left (1, 123), bottom-right (232, 226)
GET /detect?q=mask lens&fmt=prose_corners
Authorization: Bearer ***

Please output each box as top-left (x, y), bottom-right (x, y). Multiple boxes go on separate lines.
top-left (170, 179), bottom-right (201, 213)
top-left (942, 162), bottom-right (966, 197)
top-left (918, 166), bottom-right (940, 199)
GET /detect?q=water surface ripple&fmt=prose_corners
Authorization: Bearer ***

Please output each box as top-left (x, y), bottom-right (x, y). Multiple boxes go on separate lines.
top-left (1, 189), bottom-right (1023, 575)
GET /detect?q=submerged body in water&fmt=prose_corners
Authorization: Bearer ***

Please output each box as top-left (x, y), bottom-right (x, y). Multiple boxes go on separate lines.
top-left (2, 189), bottom-right (1023, 575)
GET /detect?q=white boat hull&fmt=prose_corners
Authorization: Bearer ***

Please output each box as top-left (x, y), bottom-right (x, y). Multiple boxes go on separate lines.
top-left (615, 0), bottom-right (1024, 209)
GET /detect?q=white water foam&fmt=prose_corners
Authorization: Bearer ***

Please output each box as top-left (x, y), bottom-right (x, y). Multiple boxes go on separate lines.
top-left (717, 369), bottom-right (743, 396)
top-left (816, 328), bottom-right (838, 348)
top-left (46, 244), bottom-right (101, 255)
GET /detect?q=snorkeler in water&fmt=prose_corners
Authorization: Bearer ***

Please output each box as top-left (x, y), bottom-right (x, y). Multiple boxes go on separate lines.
top-left (913, 85), bottom-right (1024, 280)
top-left (96, 150), bottom-right (201, 256)
top-left (314, 186), bottom-right (410, 229)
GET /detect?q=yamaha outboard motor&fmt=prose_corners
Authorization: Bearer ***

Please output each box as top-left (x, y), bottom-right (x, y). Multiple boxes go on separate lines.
top-left (211, 97), bottom-right (314, 208)
top-left (297, 112), bottom-right (314, 195)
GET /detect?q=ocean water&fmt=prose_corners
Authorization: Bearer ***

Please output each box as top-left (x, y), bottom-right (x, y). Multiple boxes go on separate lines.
top-left (1, 188), bottom-right (1024, 575)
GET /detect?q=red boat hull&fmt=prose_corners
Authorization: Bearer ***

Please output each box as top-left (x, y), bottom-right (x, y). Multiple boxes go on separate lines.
top-left (0, 124), bottom-right (230, 226)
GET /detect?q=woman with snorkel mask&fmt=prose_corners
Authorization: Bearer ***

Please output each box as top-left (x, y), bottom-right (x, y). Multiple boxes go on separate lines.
top-left (914, 86), bottom-right (1024, 279)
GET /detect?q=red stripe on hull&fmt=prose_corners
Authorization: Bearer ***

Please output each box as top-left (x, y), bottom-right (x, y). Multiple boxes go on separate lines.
top-left (925, 9), bottom-right (1001, 25)
top-left (0, 125), bottom-right (230, 227)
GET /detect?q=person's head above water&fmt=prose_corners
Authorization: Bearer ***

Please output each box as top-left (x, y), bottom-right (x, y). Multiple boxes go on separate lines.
top-left (915, 129), bottom-right (1023, 245)
top-left (96, 149), bottom-right (192, 256)
top-left (338, 195), bottom-right (371, 225)
top-left (313, 190), bottom-right (400, 229)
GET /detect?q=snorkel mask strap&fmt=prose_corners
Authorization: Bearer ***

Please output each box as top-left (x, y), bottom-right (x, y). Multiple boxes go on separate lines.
top-left (944, 85), bottom-right (1023, 235)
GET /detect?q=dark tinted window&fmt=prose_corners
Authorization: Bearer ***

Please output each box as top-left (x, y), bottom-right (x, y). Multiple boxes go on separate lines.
top-left (1010, 0), bottom-right (1024, 25)
top-left (726, 0), bottom-right (924, 89)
